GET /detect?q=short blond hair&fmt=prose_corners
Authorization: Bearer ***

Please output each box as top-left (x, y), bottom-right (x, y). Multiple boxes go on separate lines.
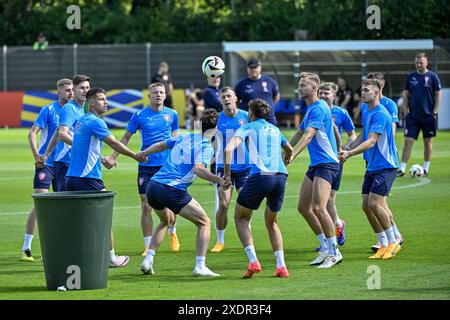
top-left (56, 78), bottom-right (72, 89)
top-left (300, 72), bottom-right (320, 87)
top-left (318, 82), bottom-right (338, 93)
top-left (148, 82), bottom-right (166, 92)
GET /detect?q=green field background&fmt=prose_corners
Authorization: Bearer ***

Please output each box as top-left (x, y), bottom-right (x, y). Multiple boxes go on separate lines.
top-left (1, 128), bottom-right (449, 300)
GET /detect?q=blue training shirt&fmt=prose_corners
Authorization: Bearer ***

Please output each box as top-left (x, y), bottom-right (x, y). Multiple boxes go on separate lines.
top-left (34, 101), bottom-right (62, 167)
top-left (300, 99), bottom-right (339, 167)
top-left (363, 105), bottom-right (399, 172)
top-left (361, 96), bottom-right (399, 129)
top-left (234, 118), bottom-right (288, 176)
top-left (66, 113), bottom-right (112, 179)
top-left (405, 71), bottom-right (441, 117)
top-left (54, 100), bottom-right (85, 164)
top-left (151, 133), bottom-right (215, 191)
top-left (126, 106), bottom-right (179, 167)
top-left (215, 109), bottom-right (250, 172)
top-left (330, 105), bottom-right (355, 138)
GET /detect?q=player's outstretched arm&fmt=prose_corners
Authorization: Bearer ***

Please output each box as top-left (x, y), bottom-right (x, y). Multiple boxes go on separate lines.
top-left (339, 133), bottom-right (378, 163)
top-left (291, 127), bottom-right (315, 162)
top-left (282, 143), bottom-right (294, 165)
top-left (193, 163), bottom-right (229, 189)
top-left (344, 132), bottom-right (363, 151)
top-left (333, 123), bottom-right (342, 152)
top-left (58, 125), bottom-right (72, 146)
top-left (103, 135), bottom-right (146, 163)
top-left (289, 128), bottom-right (304, 148)
top-left (109, 130), bottom-right (133, 162)
top-left (141, 141), bottom-right (169, 156)
top-left (224, 136), bottom-right (243, 178)
top-left (39, 128), bottom-right (60, 166)
top-left (344, 130), bottom-right (357, 149)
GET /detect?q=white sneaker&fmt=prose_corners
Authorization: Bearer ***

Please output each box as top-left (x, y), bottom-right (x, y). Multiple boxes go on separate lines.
top-left (140, 259), bottom-right (155, 275)
top-left (309, 250), bottom-right (328, 266)
top-left (317, 250), bottom-right (343, 269)
top-left (371, 242), bottom-right (381, 253)
top-left (193, 266), bottom-right (220, 277)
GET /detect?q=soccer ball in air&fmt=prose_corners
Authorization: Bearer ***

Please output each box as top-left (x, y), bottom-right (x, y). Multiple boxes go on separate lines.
top-left (202, 56), bottom-right (225, 79)
top-left (409, 164), bottom-right (424, 177)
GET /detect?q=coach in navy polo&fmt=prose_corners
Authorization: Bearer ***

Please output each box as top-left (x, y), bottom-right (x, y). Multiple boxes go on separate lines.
top-left (234, 58), bottom-right (280, 126)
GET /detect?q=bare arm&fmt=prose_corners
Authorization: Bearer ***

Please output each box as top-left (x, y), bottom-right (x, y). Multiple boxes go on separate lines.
top-left (339, 133), bottom-right (379, 162)
top-left (344, 132), bottom-right (363, 151)
top-left (110, 130), bottom-right (133, 161)
top-left (28, 125), bottom-right (41, 160)
top-left (194, 163), bottom-right (223, 185)
top-left (282, 143), bottom-right (293, 165)
top-left (141, 141), bottom-right (170, 156)
top-left (402, 90), bottom-right (409, 118)
top-left (103, 135), bottom-right (145, 162)
top-left (434, 90), bottom-right (442, 114)
top-left (333, 123), bottom-right (342, 152)
top-left (344, 130), bottom-right (357, 149)
top-left (289, 128), bottom-right (304, 148)
top-left (58, 125), bottom-right (72, 145)
top-left (224, 136), bottom-right (244, 178)
top-left (290, 127), bottom-right (315, 163)
top-left (273, 93), bottom-right (281, 105)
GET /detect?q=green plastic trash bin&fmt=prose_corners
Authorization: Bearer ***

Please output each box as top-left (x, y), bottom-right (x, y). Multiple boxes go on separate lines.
top-left (33, 191), bottom-right (115, 290)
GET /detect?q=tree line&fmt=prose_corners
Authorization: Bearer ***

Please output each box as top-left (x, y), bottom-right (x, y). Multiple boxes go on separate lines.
top-left (1, 0), bottom-right (448, 45)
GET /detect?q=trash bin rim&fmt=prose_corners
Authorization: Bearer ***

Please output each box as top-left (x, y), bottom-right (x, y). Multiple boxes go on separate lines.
top-left (32, 190), bottom-right (116, 199)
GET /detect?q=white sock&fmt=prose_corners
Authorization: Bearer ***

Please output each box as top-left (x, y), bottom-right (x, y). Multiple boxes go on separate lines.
top-left (274, 250), bottom-right (286, 268)
top-left (384, 226), bottom-right (396, 244)
top-left (376, 232), bottom-right (388, 247)
top-left (317, 233), bottom-right (328, 252)
top-left (423, 161), bottom-right (430, 172)
top-left (400, 162), bottom-right (407, 173)
top-left (335, 218), bottom-right (343, 227)
top-left (244, 245), bottom-right (257, 263)
top-left (326, 237), bottom-right (337, 256)
top-left (217, 229), bottom-right (225, 244)
top-left (195, 256), bottom-right (206, 269)
top-left (22, 234), bottom-right (34, 251)
top-left (145, 249), bottom-right (155, 264)
top-left (392, 223), bottom-right (401, 239)
top-left (167, 225), bottom-right (176, 235)
top-left (144, 236), bottom-right (152, 248)
top-left (109, 249), bottom-right (116, 262)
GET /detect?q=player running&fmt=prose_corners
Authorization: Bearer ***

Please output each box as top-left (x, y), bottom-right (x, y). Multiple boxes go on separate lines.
top-left (210, 87), bottom-right (250, 253)
top-left (339, 80), bottom-right (401, 260)
top-left (224, 99), bottom-right (293, 278)
top-left (20, 78), bottom-right (73, 261)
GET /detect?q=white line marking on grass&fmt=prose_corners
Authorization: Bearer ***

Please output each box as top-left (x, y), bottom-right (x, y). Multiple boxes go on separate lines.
top-left (0, 178), bottom-right (431, 216)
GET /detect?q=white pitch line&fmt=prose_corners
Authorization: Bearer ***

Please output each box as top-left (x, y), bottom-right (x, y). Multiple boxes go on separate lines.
top-left (0, 178), bottom-right (431, 217)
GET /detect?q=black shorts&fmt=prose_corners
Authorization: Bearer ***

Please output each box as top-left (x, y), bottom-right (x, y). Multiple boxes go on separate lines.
top-left (146, 180), bottom-right (193, 214)
top-left (305, 163), bottom-right (341, 188)
top-left (33, 166), bottom-right (56, 190)
top-left (65, 176), bottom-right (106, 191)
top-left (54, 161), bottom-right (69, 192)
top-left (404, 113), bottom-right (437, 140)
top-left (216, 168), bottom-right (249, 191)
top-left (237, 173), bottom-right (287, 212)
top-left (137, 166), bottom-right (162, 194)
top-left (362, 168), bottom-right (397, 196)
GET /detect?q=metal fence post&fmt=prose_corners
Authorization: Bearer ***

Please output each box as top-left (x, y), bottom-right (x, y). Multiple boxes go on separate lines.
top-left (73, 43), bottom-right (78, 75)
top-left (2, 45), bottom-right (7, 91)
top-left (146, 42), bottom-right (151, 86)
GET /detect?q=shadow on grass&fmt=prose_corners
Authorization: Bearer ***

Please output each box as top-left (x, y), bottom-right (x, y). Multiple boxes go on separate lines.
top-left (0, 286), bottom-right (47, 293)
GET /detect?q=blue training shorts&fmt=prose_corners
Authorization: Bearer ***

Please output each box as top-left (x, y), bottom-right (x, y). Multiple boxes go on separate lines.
top-left (33, 165), bottom-right (57, 190)
top-left (146, 180), bottom-right (193, 214)
top-left (362, 168), bottom-right (397, 196)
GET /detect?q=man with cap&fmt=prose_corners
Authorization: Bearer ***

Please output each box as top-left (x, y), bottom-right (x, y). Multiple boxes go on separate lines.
top-left (234, 58), bottom-right (280, 125)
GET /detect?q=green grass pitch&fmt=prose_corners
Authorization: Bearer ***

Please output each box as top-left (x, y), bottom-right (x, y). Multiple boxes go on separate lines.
top-left (0, 128), bottom-right (450, 300)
